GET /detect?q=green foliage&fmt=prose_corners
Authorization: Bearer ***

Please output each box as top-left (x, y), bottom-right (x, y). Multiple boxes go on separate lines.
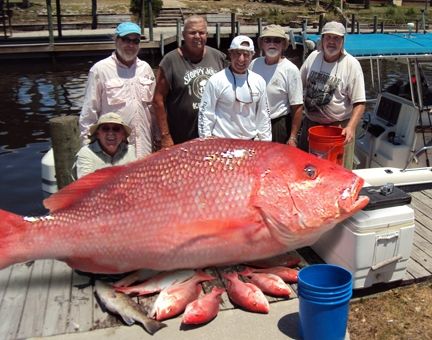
top-left (130, 0), bottom-right (163, 25)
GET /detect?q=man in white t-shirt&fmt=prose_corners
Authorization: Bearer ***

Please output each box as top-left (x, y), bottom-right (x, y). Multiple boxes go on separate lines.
top-left (250, 25), bottom-right (303, 146)
top-left (299, 21), bottom-right (366, 169)
top-left (198, 36), bottom-right (271, 141)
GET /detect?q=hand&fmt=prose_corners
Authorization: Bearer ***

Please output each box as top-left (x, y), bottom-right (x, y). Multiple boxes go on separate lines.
top-left (287, 136), bottom-right (297, 147)
top-left (161, 134), bottom-right (174, 148)
top-left (341, 126), bottom-right (355, 144)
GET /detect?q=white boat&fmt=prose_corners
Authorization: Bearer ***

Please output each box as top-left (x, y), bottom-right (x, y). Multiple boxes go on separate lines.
top-left (41, 147), bottom-right (58, 194)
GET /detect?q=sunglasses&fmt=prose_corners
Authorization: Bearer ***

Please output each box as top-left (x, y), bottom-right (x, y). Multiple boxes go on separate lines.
top-left (100, 125), bottom-right (123, 133)
top-left (263, 37), bottom-right (283, 44)
top-left (229, 68), bottom-right (254, 104)
top-left (120, 36), bottom-right (141, 45)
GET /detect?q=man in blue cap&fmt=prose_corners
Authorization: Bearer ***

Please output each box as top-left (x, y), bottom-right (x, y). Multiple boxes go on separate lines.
top-left (79, 22), bottom-right (157, 159)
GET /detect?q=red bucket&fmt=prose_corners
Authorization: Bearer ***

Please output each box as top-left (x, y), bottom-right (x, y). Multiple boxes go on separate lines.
top-left (308, 126), bottom-right (345, 165)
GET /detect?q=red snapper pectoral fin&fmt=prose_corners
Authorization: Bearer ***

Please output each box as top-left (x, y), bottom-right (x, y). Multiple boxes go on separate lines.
top-left (0, 209), bottom-right (28, 269)
top-left (43, 165), bottom-right (127, 212)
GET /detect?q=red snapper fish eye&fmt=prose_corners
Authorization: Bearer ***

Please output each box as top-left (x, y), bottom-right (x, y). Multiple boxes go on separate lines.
top-left (0, 138), bottom-right (369, 273)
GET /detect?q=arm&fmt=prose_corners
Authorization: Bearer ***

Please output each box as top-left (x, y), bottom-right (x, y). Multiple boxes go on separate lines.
top-left (255, 91), bottom-right (272, 141)
top-left (198, 80), bottom-right (217, 138)
top-left (152, 67), bottom-right (174, 148)
top-left (79, 70), bottom-right (102, 145)
top-left (287, 66), bottom-right (304, 146)
top-left (288, 104), bottom-right (303, 147)
top-left (342, 102), bottom-right (365, 143)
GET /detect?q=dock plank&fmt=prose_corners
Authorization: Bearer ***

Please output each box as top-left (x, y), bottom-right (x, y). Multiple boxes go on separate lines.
top-left (42, 261), bottom-right (73, 337)
top-left (406, 254), bottom-right (431, 279)
top-left (0, 265), bottom-right (12, 308)
top-left (16, 260), bottom-right (53, 339)
top-left (66, 271), bottom-right (94, 334)
top-left (0, 263), bottom-right (32, 340)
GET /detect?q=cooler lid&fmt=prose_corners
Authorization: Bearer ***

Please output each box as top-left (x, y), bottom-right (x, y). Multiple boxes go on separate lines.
top-left (341, 204), bottom-right (415, 232)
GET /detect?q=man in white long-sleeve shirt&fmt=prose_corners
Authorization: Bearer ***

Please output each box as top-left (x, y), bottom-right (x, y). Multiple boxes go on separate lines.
top-left (198, 36), bottom-right (272, 141)
top-left (79, 22), bottom-right (156, 158)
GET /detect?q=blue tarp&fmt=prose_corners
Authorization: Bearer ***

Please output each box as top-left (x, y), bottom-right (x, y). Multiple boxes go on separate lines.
top-left (303, 33), bottom-right (432, 57)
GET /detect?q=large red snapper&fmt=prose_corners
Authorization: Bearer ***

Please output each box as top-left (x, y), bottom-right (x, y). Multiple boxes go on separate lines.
top-left (0, 138), bottom-right (368, 273)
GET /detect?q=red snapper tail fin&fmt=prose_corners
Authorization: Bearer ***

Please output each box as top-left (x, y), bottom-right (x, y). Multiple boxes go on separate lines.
top-left (0, 209), bottom-right (27, 269)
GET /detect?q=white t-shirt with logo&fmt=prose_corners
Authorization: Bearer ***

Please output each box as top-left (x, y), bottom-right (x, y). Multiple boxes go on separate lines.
top-left (300, 50), bottom-right (365, 124)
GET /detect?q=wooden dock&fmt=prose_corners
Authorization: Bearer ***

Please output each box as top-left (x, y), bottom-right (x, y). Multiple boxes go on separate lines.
top-left (0, 188), bottom-right (431, 339)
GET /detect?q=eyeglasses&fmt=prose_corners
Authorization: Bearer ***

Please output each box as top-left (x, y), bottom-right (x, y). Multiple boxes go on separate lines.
top-left (100, 125), bottom-right (123, 133)
top-left (120, 36), bottom-right (141, 45)
top-left (229, 68), bottom-right (253, 104)
top-left (263, 37), bottom-right (283, 44)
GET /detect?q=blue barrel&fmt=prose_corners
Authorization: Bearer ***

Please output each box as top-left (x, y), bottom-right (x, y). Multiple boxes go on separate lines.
top-left (298, 264), bottom-right (353, 340)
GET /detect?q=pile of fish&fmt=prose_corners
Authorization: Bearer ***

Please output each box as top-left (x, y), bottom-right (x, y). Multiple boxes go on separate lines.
top-left (94, 257), bottom-right (301, 334)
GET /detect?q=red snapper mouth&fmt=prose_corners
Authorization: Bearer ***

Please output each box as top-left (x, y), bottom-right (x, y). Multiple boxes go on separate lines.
top-left (338, 177), bottom-right (369, 214)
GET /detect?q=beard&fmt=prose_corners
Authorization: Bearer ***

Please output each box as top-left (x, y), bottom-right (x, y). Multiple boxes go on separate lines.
top-left (265, 48), bottom-right (280, 58)
top-left (117, 48), bottom-right (137, 64)
top-left (323, 45), bottom-right (342, 61)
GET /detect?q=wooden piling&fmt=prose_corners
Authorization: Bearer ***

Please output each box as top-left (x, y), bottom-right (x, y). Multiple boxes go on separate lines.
top-left (49, 115), bottom-right (81, 190)
top-left (231, 12), bottom-right (236, 37)
top-left (318, 14), bottom-right (324, 34)
top-left (160, 33), bottom-right (164, 56)
top-left (257, 18), bottom-right (262, 37)
top-left (216, 23), bottom-right (221, 49)
top-left (176, 19), bottom-right (181, 47)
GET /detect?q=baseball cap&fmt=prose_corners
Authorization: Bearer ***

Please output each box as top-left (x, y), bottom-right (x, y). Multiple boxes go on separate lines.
top-left (115, 22), bottom-right (141, 37)
top-left (259, 24), bottom-right (289, 44)
top-left (321, 21), bottom-right (346, 37)
top-left (229, 35), bottom-right (255, 53)
top-left (89, 112), bottom-right (132, 137)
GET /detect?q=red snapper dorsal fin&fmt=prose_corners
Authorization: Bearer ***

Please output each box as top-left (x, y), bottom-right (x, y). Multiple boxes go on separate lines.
top-left (43, 165), bottom-right (127, 212)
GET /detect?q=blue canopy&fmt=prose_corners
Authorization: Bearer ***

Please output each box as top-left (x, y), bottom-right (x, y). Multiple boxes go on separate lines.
top-left (304, 33), bottom-right (432, 57)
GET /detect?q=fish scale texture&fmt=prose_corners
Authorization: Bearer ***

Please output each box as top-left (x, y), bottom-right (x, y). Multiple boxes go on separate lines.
top-left (0, 138), bottom-right (368, 273)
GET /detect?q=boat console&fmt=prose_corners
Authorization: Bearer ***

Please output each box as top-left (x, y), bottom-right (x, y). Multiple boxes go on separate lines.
top-left (356, 92), bottom-right (420, 168)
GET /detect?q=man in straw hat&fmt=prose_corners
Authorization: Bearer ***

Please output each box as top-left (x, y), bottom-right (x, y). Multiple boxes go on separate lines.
top-left (299, 21), bottom-right (365, 169)
top-left (79, 22), bottom-right (157, 158)
top-left (250, 24), bottom-right (303, 145)
top-left (198, 35), bottom-right (271, 141)
top-left (73, 112), bottom-right (137, 179)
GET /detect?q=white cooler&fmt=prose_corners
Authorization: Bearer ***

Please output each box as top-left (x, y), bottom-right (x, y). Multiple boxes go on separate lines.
top-left (312, 204), bottom-right (415, 289)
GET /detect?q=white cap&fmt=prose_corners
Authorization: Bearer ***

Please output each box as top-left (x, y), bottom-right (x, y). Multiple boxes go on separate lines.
top-left (229, 35), bottom-right (255, 53)
top-left (321, 21), bottom-right (346, 37)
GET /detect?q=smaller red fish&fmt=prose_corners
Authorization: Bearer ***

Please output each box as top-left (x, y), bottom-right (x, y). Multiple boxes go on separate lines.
top-left (115, 269), bottom-right (195, 295)
top-left (182, 287), bottom-right (225, 325)
top-left (113, 269), bottom-right (159, 288)
top-left (222, 272), bottom-right (269, 314)
top-left (249, 266), bottom-right (299, 283)
top-left (151, 271), bottom-right (215, 321)
top-left (240, 268), bottom-right (292, 298)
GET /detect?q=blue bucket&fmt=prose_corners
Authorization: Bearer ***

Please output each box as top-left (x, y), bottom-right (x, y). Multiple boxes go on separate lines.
top-left (298, 264), bottom-right (353, 340)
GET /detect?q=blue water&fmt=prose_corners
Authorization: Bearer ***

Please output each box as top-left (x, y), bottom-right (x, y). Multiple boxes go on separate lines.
top-left (0, 59), bottom-right (95, 216)
top-left (0, 57), bottom-right (404, 216)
